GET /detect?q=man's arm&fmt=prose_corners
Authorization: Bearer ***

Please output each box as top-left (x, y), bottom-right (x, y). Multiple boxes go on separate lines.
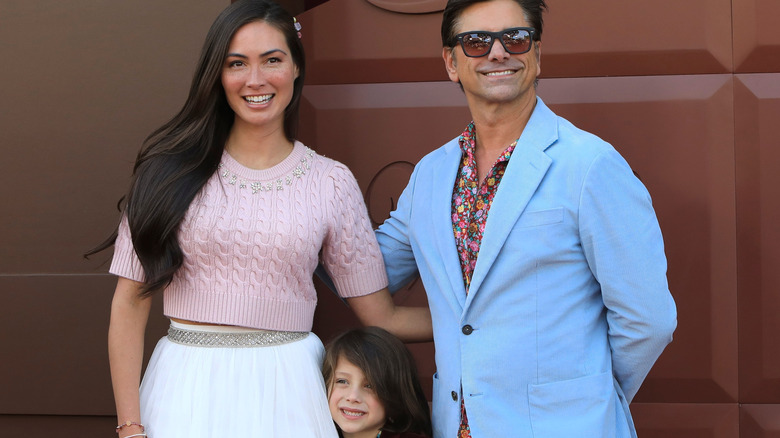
top-left (579, 149), bottom-right (677, 402)
top-left (375, 163), bottom-right (422, 293)
top-left (347, 288), bottom-right (432, 342)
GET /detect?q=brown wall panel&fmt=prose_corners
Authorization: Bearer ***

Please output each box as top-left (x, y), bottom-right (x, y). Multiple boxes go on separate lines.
top-left (303, 0), bottom-right (733, 85)
top-left (735, 73), bottom-right (780, 403)
top-left (0, 275), bottom-right (168, 415)
top-left (302, 1), bottom-right (446, 84)
top-left (741, 405), bottom-right (780, 437)
top-left (733, 0), bottom-right (780, 72)
top-left (632, 403), bottom-right (739, 438)
top-left (0, 1), bottom-right (226, 275)
top-left (0, 415), bottom-right (116, 438)
top-left (365, 0), bottom-right (446, 14)
top-left (301, 82), bottom-right (469, 183)
top-left (542, 0), bottom-right (733, 77)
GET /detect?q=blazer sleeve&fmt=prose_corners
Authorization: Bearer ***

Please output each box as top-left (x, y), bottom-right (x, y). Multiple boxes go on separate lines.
top-left (375, 162), bottom-right (422, 294)
top-left (578, 149), bottom-right (677, 402)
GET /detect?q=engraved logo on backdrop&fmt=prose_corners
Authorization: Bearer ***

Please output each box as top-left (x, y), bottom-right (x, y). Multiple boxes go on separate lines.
top-left (364, 0), bottom-right (446, 14)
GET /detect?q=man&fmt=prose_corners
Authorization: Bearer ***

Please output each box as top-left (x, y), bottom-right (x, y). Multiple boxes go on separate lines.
top-left (375, 0), bottom-right (677, 436)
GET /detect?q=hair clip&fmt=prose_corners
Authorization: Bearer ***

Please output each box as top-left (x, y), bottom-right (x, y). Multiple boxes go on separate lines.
top-left (293, 17), bottom-right (302, 39)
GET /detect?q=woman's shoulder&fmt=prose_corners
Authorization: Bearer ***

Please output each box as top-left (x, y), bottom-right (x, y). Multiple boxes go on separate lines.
top-left (299, 141), bottom-right (357, 183)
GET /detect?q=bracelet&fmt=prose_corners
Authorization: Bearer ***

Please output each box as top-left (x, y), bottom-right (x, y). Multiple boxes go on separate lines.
top-left (116, 421), bottom-right (145, 433)
top-left (123, 434), bottom-right (147, 438)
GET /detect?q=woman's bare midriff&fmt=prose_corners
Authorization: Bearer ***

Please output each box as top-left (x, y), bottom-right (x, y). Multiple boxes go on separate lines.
top-left (169, 317), bottom-right (232, 326)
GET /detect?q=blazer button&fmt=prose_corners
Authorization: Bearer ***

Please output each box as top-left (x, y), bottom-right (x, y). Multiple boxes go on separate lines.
top-left (462, 324), bottom-right (473, 335)
top-left (451, 391), bottom-right (458, 401)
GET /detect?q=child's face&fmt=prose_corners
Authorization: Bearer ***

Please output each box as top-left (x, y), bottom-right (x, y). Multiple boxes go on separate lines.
top-left (328, 355), bottom-right (386, 438)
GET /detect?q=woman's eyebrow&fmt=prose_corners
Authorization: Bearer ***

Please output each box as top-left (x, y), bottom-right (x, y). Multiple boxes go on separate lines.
top-left (225, 48), bottom-right (289, 58)
top-left (261, 48), bottom-right (288, 57)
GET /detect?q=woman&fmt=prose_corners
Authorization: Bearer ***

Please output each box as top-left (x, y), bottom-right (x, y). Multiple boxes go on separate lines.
top-left (89, 1), bottom-right (431, 437)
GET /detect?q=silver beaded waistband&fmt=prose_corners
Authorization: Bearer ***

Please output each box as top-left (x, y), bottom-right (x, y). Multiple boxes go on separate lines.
top-left (167, 325), bottom-right (309, 348)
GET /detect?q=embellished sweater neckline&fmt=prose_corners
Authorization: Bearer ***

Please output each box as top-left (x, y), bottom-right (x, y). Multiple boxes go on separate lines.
top-left (218, 141), bottom-right (315, 193)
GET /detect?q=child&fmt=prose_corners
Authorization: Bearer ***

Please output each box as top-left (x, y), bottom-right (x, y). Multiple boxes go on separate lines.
top-left (323, 327), bottom-right (433, 438)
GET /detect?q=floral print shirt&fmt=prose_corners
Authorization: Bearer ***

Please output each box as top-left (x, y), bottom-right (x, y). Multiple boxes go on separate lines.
top-left (451, 122), bottom-right (517, 438)
top-left (452, 122), bottom-right (517, 292)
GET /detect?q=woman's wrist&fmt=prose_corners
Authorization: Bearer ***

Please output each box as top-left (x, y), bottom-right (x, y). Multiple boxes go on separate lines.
top-left (116, 420), bottom-right (145, 437)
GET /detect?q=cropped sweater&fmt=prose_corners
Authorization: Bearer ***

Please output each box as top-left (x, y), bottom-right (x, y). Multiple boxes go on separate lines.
top-left (110, 142), bottom-right (388, 331)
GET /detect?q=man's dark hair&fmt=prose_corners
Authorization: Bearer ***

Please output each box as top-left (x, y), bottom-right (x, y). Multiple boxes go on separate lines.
top-left (441, 0), bottom-right (548, 47)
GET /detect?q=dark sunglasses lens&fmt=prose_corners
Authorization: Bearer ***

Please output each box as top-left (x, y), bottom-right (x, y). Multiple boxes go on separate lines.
top-left (460, 29), bottom-right (532, 56)
top-left (502, 29), bottom-right (532, 53)
top-left (462, 33), bottom-right (493, 57)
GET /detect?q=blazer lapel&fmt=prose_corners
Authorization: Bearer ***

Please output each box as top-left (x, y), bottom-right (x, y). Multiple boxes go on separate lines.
top-left (465, 98), bottom-right (558, 307)
top-left (431, 138), bottom-right (469, 310)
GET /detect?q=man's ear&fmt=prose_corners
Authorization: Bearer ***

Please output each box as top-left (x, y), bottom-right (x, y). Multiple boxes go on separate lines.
top-left (443, 47), bottom-right (459, 83)
top-left (534, 40), bottom-right (541, 76)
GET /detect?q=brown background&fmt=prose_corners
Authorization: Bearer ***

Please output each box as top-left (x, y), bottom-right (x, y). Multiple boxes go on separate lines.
top-left (1, 0), bottom-right (778, 436)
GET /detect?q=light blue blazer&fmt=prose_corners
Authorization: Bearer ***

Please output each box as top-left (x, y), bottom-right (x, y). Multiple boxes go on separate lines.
top-left (376, 98), bottom-right (677, 438)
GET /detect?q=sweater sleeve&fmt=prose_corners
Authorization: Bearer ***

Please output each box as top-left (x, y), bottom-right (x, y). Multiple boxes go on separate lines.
top-left (321, 162), bottom-right (389, 298)
top-left (108, 215), bottom-right (146, 282)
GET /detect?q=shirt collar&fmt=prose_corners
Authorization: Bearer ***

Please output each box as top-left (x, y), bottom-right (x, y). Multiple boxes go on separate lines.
top-left (458, 122), bottom-right (477, 156)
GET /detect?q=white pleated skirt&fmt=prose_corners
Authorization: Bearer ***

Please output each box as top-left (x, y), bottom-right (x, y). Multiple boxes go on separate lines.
top-left (139, 321), bottom-right (338, 438)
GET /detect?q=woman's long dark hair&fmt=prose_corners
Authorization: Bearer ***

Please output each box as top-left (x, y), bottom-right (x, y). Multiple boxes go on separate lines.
top-left (86, 0), bottom-right (306, 296)
top-left (323, 327), bottom-right (433, 437)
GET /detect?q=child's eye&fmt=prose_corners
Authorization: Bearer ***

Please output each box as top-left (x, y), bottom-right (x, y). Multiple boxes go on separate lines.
top-left (364, 383), bottom-right (373, 390)
top-left (335, 378), bottom-right (348, 385)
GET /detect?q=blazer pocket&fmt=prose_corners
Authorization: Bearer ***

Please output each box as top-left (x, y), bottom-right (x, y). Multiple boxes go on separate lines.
top-left (517, 207), bottom-right (564, 228)
top-left (528, 372), bottom-right (617, 438)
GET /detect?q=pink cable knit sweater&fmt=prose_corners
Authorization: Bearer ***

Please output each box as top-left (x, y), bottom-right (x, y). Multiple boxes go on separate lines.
top-left (110, 142), bottom-right (388, 331)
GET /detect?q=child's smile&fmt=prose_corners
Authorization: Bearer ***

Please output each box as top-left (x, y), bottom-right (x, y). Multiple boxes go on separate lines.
top-left (328, 355), bottom-right (387, 438)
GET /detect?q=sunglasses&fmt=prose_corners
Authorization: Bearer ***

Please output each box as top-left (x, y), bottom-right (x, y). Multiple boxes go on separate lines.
top-left (453, 27), bottom-right (536, 58)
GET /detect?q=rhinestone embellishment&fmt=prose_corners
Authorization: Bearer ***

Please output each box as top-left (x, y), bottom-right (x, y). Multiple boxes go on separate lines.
top-left (219, 147), bottom-right (314, 194)
top-left (167, 325), bottom-right (309, 348)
